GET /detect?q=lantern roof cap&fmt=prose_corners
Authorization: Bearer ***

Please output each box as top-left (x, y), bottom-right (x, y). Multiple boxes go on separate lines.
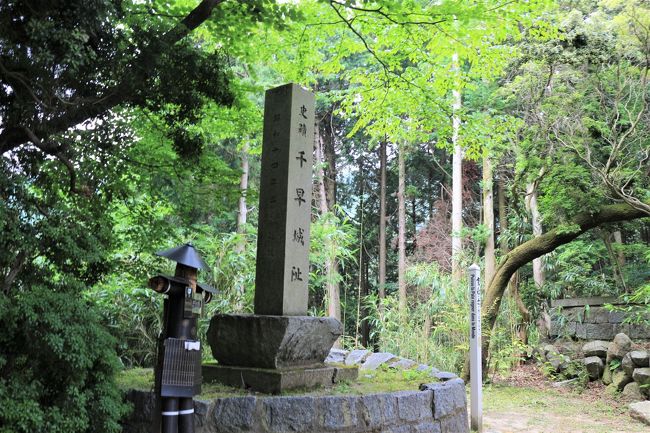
top-left (155, 243), bottom-right (208, 270)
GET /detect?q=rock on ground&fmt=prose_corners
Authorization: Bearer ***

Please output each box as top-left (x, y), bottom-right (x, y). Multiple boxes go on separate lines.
top-left (630, 350), bottom-right (650, 368)
top-left (388, 358), bottom-right (417, 370)
top-left (360, 352), bottom-right (398, 370)
top-left (552, 378), bottom-right (579, 388)
top-left (602, 364), bottom-right (613, 385)
top-left (622, 352), bottom-right (636, 377)
top-left (583, 356), bottom-right (603, 381)
top-left (345, 349), bottom-right (371, 366)
top-left (621, 382), bottom-right (645, 402)
top-left (607, 333), bottom-right (632, 363)
top-left (542, 344), bottom-right (556, 359)
top-left (582, 340), bottom-right (609, 358)
top-left (326, 348), bottom-right (348, 364)
top-left (629, 400), bottom-right (650, 426)
top-left (632, 367), bottom-right (650, 387)
top-left (547, 351), bottom-right (570, 372)
top-left (612, 369), bottom-right (633, 391)
top-left (432, 371), bottom-right (458, 381)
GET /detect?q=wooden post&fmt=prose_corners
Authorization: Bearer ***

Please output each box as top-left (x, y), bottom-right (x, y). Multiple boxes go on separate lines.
top-left (469, 263), bottom-right (482, 433)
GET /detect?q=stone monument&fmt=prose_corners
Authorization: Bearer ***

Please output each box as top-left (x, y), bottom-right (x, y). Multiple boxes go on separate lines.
top-left (204, 83), bottom-right (357, 393)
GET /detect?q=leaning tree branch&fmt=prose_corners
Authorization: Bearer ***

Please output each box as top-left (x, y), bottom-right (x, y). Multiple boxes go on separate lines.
top-left (2, 250), bottom-right (28, 295)
top-left (0, 61), bottom-right (50, 110)
top-left (329, 2), bottom-right (391, 80)
top-left (0, 0), bottom-right (226, 155)
top-left (329, 0), bottom-right (447, 26)
top-left (462, 200), bottom-right (650, 381)
top-left (23, 126), bottom-right (83, 194)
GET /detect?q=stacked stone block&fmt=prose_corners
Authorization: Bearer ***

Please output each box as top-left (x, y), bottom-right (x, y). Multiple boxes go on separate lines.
top-left (549, 297), bottom-right (650, 340)
top-left (122, 379), bottom-right (469, 433)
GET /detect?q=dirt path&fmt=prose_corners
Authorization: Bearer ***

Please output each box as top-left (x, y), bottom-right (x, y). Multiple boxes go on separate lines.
top-left (483, 404), bottom-right (643, 433)
top-left (476, 365), bottom-right (647, 433)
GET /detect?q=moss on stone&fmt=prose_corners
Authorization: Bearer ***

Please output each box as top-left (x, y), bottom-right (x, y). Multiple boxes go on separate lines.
top-left (116, 366), bottom-right (439, 398)
top-left (116, 368), bottom-right (155, 391)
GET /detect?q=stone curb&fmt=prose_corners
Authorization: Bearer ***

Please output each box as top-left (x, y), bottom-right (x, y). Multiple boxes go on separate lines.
top-left (122, 350), bottom-right (468, 433)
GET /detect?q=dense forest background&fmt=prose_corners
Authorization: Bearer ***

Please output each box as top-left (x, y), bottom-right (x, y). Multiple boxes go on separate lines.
top-left (1, 1), bottom-right (649, 432)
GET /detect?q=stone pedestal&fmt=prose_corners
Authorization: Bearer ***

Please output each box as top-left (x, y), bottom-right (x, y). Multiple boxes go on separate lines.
top-left (205, 314), bottom-right (357, 393)
top-left (202, 364), bottom-right (358, 395)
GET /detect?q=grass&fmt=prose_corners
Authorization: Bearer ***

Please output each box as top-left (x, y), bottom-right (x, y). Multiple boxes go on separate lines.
top-left (115, 368), bottom-right (155, 391)
top-left (116, 366), bottom-right (438, 399)
top-left (480, 383), bottom-right (644, 433)
top-left (484, 384), bottom-right (616, 415)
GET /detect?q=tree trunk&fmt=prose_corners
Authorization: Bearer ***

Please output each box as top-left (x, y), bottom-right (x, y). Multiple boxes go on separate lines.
top-left (316, 127), bottom-right (341, 323)
top-left (461, 201), bottom-right (649, 381)
top-left (236, 141), bottom-right (249, 243)
top-left (497, 173), bottom-right (529, 348)
top-left (614, 230), bottom-right (625, 267)
top-left (355, 156), bottom-right (366, 347)
top-left (2, 250), bottom-right (28, 295)
top-left (355, 235), bottom-right (364, 347)
top-left (398, 141), bottom-right (407, 316)
top-left (451, 53), bottom-right (463, 286)
top-left (361, 247), bottom-right (371, 348)
top-left (378, 140), bottom-right (388, 311)
top-left (613, 230), bottom-right (626, 268)
top-left (497, 176), bottom-right (508, 253)
top-left (525, 182), bottom-right (545, 288)
top-left (483, 156), bottom-right (495, 285)
top-left (510, 272), bottom-right (530, 348)
top-left (602, 230), bottom-right (627, 292)
top-left (322, 112), bottom-right (337, 210)
top-left (451, 137), bottom-right (463, 285)
top-left (233, 141), bottom-right (249, 309)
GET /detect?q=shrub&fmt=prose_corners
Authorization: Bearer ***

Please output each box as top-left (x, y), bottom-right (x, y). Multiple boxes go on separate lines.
top-left (93, 277), bottom-right (162, 368)
top-left (0, 285), bottom-right (129, 433)
top-left (365, 263), bottom-right (470, 373)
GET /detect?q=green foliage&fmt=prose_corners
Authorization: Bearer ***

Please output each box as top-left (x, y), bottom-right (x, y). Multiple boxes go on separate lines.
top-left (0, 285), bottom-right (129, 433)
top-left (364, 261), bottom-right (529, 375)
top-left (488, 294), bottom-right (530, 375)
top-left (540, 358), bottom-right (589, 391)
top-left (1, 4), bottom-right (648, 431)
top-left (309, 210), bottom-right (357, 315)
top-left (604, 246), bottom-right (650, 324)
top-left (364, 263), bottom-right (466, 372)
top-left (92, 278), bottom-right (162, 368)
top-left (547, 239), bottom-right (616, 297)
top-left (114, 368), bottom-right (153, 392)
top-left (197, 230), bottom-right (257, 314)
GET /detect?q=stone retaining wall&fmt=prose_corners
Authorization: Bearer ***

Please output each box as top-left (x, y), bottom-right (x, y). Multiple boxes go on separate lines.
top-left (122, 378), bottom-right (469, 433)
top-left (550, 297), bottom-right (650, 340)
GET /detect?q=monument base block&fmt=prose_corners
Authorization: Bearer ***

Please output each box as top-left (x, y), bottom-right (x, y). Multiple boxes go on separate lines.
top-left (202, 364), bottom-right (358, 394)
top-left (205, 314), bottom-right (351, 393)
top-left (207, 314), bottom-right (343, 369)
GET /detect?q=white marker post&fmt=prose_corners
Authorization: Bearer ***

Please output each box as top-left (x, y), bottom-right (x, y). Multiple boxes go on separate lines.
top-left (468, 263), bottom-right (482, 433)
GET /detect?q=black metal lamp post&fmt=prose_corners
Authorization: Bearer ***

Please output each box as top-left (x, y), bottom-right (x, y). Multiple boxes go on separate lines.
top-left (148, 243), bottom-right (216, 433)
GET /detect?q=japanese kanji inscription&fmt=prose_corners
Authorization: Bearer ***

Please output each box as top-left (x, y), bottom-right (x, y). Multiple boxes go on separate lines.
top-left (254, 84), bottom-right (314, 316)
